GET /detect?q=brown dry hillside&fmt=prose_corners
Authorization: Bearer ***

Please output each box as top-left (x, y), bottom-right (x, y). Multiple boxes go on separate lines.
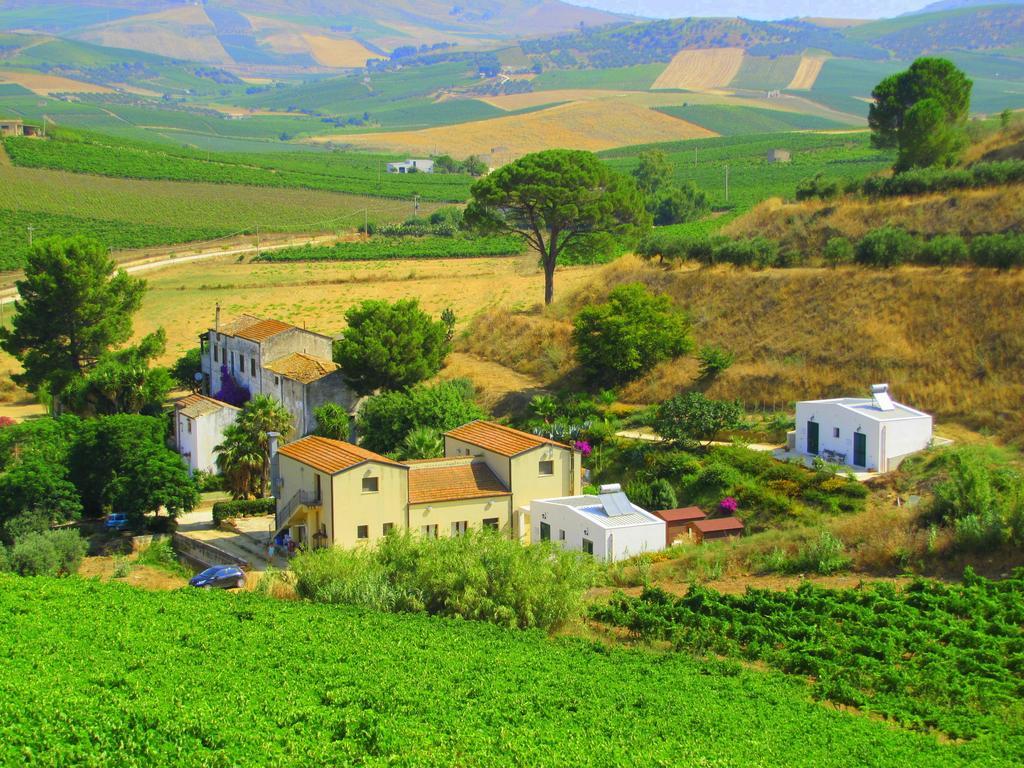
top-left (725, 184), bottom-right (1024, 257)
top-left (460, 255), bottom-right (1024, 443)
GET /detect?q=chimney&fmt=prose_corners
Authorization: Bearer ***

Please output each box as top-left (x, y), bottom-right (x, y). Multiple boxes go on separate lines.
top-left (215, 302), bottom-right (221, 332)
top-left (268, 431), bottom-right (281, 496)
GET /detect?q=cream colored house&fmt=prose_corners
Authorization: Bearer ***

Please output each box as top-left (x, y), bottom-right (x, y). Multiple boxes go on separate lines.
top-left (173, 394), bottom-right (240, 475)
top-left (272, 421), bottom-right (581, 547)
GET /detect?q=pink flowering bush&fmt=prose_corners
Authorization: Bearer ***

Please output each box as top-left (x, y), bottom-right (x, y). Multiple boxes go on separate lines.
top-left (719, 496), bottom-right (738, 514)
top-left (573, 440), bottom-right (592, 458)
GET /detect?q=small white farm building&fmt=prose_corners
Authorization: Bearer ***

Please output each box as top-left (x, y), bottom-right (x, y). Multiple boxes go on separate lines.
top-left (386, 159), bottom-right (434, 174)
top-left (529, 485), bottom-right (666, 562)
top-left (174, 394), bottom-right (240, 475)
top-left (793, 384), bottom-right (932, 472)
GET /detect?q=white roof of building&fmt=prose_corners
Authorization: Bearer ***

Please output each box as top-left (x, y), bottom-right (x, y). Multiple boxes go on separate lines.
top-left (798, 396), bottom-right (930, 422)
top-left (536, 495), bottom-right (664, 530)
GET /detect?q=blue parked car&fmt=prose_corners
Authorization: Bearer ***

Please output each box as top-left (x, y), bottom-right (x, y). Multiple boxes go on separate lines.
top-left (189, 565), bottom-right (246, 590)
top-left (105, 513), bottom-right (130, 531)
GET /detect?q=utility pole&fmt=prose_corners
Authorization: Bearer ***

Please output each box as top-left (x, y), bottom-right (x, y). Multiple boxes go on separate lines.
top-left (255, 224), bottom-right (260, 258)
top-left (725, 164), bottom-right (730, 203)
top-left (27, 225), bottom-right (34, 247)
top-left (363, 208), bottom-right (368, 237)
top-left (413, 194), bottom-right (420, 216)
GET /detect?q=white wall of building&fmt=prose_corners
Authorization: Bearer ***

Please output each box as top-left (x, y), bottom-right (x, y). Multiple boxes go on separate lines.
top-left (795, 401), bottom-right (931, 471)
top-left (177, 406), bottom-right (239, 474)
top-left (529, 497), bottom-right (665, 562)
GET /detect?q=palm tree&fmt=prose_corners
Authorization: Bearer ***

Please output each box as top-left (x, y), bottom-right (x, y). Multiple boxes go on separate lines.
top-left (215, 395), bottom-right (293, 498)
top-left (215, 424), bottom-right (263, 499)
top-left (400, 427), bottom-right (444, 460)
top-left (238, 395), bottom-right (293, 497)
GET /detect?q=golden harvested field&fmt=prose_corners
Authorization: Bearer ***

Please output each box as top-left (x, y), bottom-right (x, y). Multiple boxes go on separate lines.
top-left (302, 35), bottom-right (378, 68)
top-left (0, 254), bottom-right (603, 420)
top-left (787, 57), bottom-right (827, 90)
top-left (78, 6), bottom-right (230, 64)
top-left (0, 70), bottom-right (114, 95)
top-left (651, 48), bottom-right (746, 91)
top-left (479, 89), bottom-right (712, 111)
top-left (313, 101), bottom-right (716, 158)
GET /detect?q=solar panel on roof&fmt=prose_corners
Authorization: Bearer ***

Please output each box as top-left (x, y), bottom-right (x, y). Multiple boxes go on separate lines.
top-left (598, 491), bottom-right (635, 517)
top-left (870, 383), bottom-right (895, 412)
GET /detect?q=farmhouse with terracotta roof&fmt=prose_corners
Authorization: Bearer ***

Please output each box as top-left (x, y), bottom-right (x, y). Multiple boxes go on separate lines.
top-left (271, 421), bottom-right (582, 548)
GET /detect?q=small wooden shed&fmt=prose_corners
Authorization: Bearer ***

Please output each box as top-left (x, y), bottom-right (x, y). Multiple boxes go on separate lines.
top-left (685, 516), bottom-right (745, 544)
top-left (652, 506), bottom-right (707, 546)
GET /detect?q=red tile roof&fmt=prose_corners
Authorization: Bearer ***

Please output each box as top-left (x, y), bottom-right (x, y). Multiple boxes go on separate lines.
top-left (277, 436), bottom-right (403, 474)
top-left (174, 394), bottom-right (239, 418)
top-left (233, 318), bottom-right (296, 342)
top-left (653, 506), bottom-right (707, 523)
top-left (445, 421), bottom-right (570, 457)
top-left (407, 459), bottom-right (510, 504)
top-left (692, 517), bottom-right (745, 533)
top-left (263, 352), bottom-right (339, 384)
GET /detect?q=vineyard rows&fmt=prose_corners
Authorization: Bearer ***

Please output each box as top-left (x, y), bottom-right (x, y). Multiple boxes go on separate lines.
top-left (591, 570), bottom-right (1024, 748)
top-left (255, 235), bottom-right (525, 262)
top-left (0, 575), bottom-right (1012, 766)
top-left (3, 131), bottom-right (474, 203)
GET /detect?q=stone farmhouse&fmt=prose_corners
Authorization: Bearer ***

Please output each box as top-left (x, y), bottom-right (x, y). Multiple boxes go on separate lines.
top-left (271, 421), bottom-right (583, 548)
top-left (199, 309), bottom-right (357, 439)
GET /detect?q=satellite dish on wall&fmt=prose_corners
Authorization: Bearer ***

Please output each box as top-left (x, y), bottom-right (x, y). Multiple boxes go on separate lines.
top-left (193, 372), bottom-right (204, 383)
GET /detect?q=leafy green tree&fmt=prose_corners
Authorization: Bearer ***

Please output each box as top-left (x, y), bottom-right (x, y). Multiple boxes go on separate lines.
top-left (855, 226), bottom-right (921, 267)
top-left (171, 346), bottom-right (203, 391)
top-left (632, 150), bottom-right (673, 197)
top-left (655, 392), bottom-right (744, 449)
top-left (67, 414), bottom-right (163, 517)
top-left (0, 457), bottom-right (82, 544)
top-left (312, 403), bottom-right (351, 442)
top-left (573, 283), bottom-right (692, 385)
top-left (216, 395), bottom-right (293, 498)
top-left (465, 149), bottom-right (649, 305)
top-left (0, 415), bottom-right (80, 471)
top-left (334, 299), bottom-right (451, 395)
top-left (357, 379), bottom-right (485, 455)
top-left (651, 183), bottom-right (709, 226)
top-left (62, 329), bottom-right (173, 417)
top-left (868, 57), bottom-right (972, 171)
top-left (823, 237), bottom-right (855, 267)
top-left (109, 443), bottom-right (199, 521)
top-left (697, 345), bottom-right (734, 381)
top-left (67, 415), bottom-right (196, 520)
top-left (0, 237), bottom-right (145, 404)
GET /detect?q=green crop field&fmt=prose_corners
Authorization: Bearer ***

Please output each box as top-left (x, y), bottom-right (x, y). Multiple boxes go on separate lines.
top-left (0, 575), bottom-right (1013, 767)
top-left (0, 162), bottom-right (428, 270)
top-left (730, 55), bottom-right (802, 91)
top-left (657, 105), bottom-right (850, 136)
top-left (592, 571), bottom-right (1024, 753)
top-left (3, 129), bottom-right (474, 202)
top-left (530, 64), bottom-right (665, 91)
top-left (602, 131), bottom-right (894, 212)
top-left (255, 235), bottom-right (525, 262)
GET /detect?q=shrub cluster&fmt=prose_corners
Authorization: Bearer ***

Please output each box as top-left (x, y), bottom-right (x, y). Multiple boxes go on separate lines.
top-left (212, 498), bottom-right (276, 525)
top-left (639, 234), bottom-right (803, 269)
top-left (861, 160), bottom-right (1024, 197)
top-left (1, 529), bottom-right (87, 577)
top-left (855, 227), bottom-right (1024, 268)
top-left (291, 531), bottom-right (598, 631)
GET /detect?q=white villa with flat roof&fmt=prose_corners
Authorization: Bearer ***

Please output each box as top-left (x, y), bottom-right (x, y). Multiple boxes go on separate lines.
top-left (793, 384), bottom-right (932, 473)
top-left (528, 485), bottom-right (665, 562)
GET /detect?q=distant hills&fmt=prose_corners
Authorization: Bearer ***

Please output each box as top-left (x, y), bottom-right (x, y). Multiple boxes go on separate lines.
top-left (0, 0), bottom-right (625, 68)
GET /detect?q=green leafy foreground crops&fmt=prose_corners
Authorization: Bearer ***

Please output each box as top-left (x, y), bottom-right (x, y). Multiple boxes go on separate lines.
top-left (0, 576), bottom-right (1018, 766)
top-left (591, 570), bottom-right (1024, 752)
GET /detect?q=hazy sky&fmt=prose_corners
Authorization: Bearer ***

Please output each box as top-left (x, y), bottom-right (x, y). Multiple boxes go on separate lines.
top-left (566, 1), bottom-right (930, 20)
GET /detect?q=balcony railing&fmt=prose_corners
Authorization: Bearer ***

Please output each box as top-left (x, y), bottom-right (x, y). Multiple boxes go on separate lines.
top-left (275, 489), bottom-right (322, 533)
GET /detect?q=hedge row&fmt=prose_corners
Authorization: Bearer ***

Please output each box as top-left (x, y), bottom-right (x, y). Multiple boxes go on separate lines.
top-left (212, 498), bottom-right (276, 525)
top-left (861, 160), bottom-right (1024, 198)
